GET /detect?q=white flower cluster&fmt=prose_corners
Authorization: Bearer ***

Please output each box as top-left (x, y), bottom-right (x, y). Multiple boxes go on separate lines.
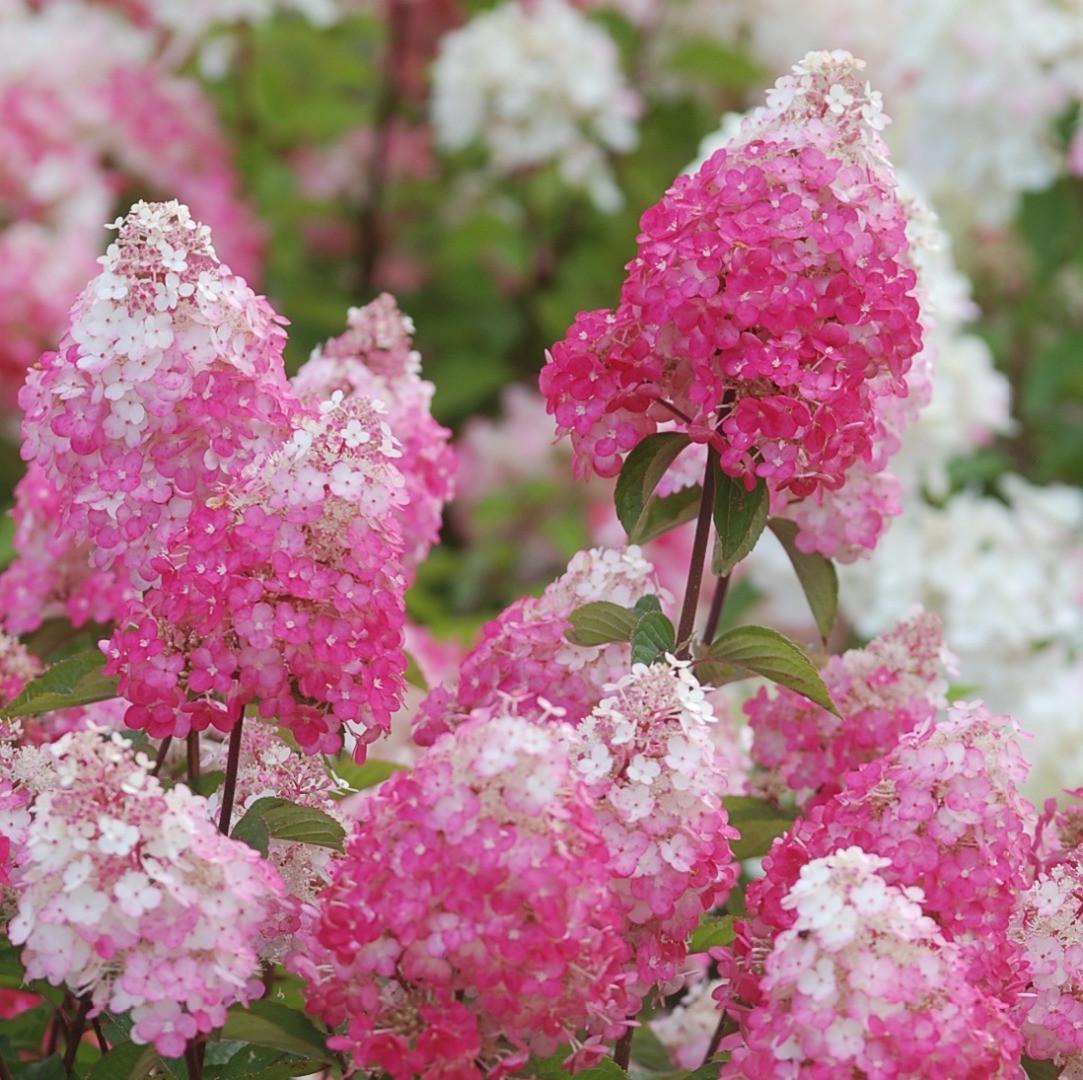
top-left (430, 0), bottom-right (640, 210)
top-left (839, 476), bottom-right (1083, 796)
top-left (726, 0), bottom-right (1083, 229)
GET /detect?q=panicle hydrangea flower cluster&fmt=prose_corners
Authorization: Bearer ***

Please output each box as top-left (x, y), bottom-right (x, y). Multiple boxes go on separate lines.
top-left (5, 729), bottom-right (283, 1057)
top-left (541, 51), bottom-right (923, 501)
top-left (413, 546), bottom-right (663, 745)
top-left (745, 703), bottom-right (1034, 996)
top-left (430, 0), bottom-right (640, 211)
top-left (0, 464), bottom-right (134, 634)
top-left (289, 712), bottom-right (635, 1079)
top-left (731, 0), bottom-right (1083, 229)
top-left (292, 293), bottom-right (456, 575)
top-left (839, 474), bottom-right (1083, 800)
top-left (14, 200), bottom-right (295, 590)
top-left (1010, 861), bottom-right (1083, 1072)
top-left (107, 392), bottom-right (409, 755)
top-left (722, 847), bottom-right (1022, 1078)
top-left (746, 610), bottom-right (953, 804)
top-left (569, 657), bottom-right (738, 994)
top-left (0, 1), bottom-right (263, 405)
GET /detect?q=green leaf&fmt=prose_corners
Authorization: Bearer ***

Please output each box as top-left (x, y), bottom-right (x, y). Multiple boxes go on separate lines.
top-left (633, 594), bottom-right (663, 615)
top-left (85, 1042), bottom-right (159, 1080)
top-left (1022, 1058), bottom-right (1061, 1080)
top-left (12, 1057), bottom-right (66, 1080)
top-left (631, 1025), bottom-right (673, 1072)
top-left (231, 805), bottom-right (271, 856)
top-left (404, 650), bottom-right (429, 691)
top-left (724, 795), bottom-right (796, 860)
top-left (1023, 1058), bottom-right (1061, 1080)
top-left (630, 611), bottom-right (677, 666)
top-left (191, 770), bottom-right (226, 797)
top-left (615, 432), bottom-right (692, 543)
top-left (767, 519), bottom-right (838, 641)
top-left (946, 683), bottom-right (980, 703)
top-left (220, 1000), bottom-right (333, 1062)
top-left (565, 601), bottom-right (640, 647)
top-left (689, 913), bottom-right (736, 952)
top-left (231, 797), bottom-right (345, 853)
top-left (1, 649), bottom-right (118, 718)
top-left (576, 1061), bottom-right (627, 1080)
top-left (331, 756), bottom-right (407, 792)
top-left (711, 467), bottom-right (768, 577)
top-left (627, 484), bottom-right (702, 545)
top-left (700, 625), bottom-right (837, 715)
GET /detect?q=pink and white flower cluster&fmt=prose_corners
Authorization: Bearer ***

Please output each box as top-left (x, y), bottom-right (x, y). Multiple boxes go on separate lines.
top-left (724, 847), bottom-right (1021, 1078)
top-left (0, 0), bottom-right (263, 407)
top-left (746, 610), bottom-right (953, 804)
top-left (5, 730), bottom-right (283, 1057)
top-left (570, 657), bottom-right (739, 994)
top-left (290, 712), bottom-right (637, 1078)
top-left (4, 199), bottom-right (455, 758)
top-left (541, 51), bottom-right (923, 504)
top-left (413, 545), bottom-right (664, 745)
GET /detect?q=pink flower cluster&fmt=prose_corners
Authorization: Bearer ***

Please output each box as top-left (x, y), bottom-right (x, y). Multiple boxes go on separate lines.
top-left (0, 1), bottom-right (262, 407)
top-left (1011, 862), bottom-right (1083, 1072)
top-left (413, 546), bottom-right (663, 745)
top-left (540, 51), bottom-right (922, 501)
top-left (15, 200), bottom-right (295, 591)
top-left (746, 610), bottom-right (952, 804)
top-left (0, 631), bottom-right (40, 705)
top-left (290, 713), bottom-right (635, 1079)
top-left (723, 848), bottom-right (1021, 1078)
top-left (4, 201), bottom-right (451, 758)
top-left (0, 464), bottom-right (134, 634)
top-left (5, 730), bottom-right (283, 1057)
top-left (108, 393), bottom-right (409, 754)
top-left (293, 293), bottom-right (456, 575)
top-left (742, 704), bottom-right (1034, 999)
top-left (570, 658), bottom-right (739, 994)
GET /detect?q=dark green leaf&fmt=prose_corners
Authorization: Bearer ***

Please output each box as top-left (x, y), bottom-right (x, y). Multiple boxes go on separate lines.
top-left (689, 913), bottom-right (736, 952)
top-left (767, 519), bottom-right (838, 641)
top-left (231, 797), bottom-right (344, 852)
top-left (12, 1057), bottom-right (66, 1080)
top-left (331, 756), bottom-right (407, 792)
top-left (631, 1025), bottom-right (673, 1071)
top-left (631, 611), bottom-right (677, 666)
top-left (565, 601), bottom-right (640, 647)
top-left (220, 1000), bottom-right (333, 1062)
top-left (700, 625), bottom-right (837, 715)
top-left (231, 805), bottom-right (271, 856)
top-left (711, 467), bottom-right (768, 576)
top-left (191, 770), bottom-right (226, 797)
top-left (85, 1042), bottom-right (159, 1080)
top-left (628, 484), bottom-right (703, 545)
top-left (1022, 1058), bottom-right (1061, 1080)
top-left (633, 594), bottom-right (663, 615)
top-left (724, 795), bottom-right (796, 860)
top-left (615, 433), bottom-right (692, 543)
top-left (1, 649), bottom-right (118, 718)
